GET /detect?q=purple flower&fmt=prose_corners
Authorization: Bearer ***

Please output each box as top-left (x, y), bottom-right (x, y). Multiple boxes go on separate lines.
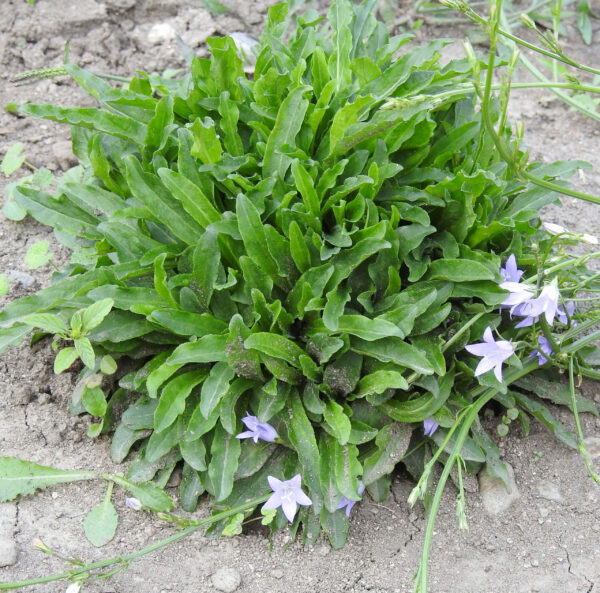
top-left (500, 281), bottom-right (534, 309)
top-left (125, 497), bottom-right (142, 511)
top-left (423, 417), bottom-right (439, 437)
top-left (515, 283), bottom-right (560, 326)
top-left (262, 474), bottom-right (312, 523)
top-left (236, 413), bottom-right (278, 443)
top-left (500, 254), bottom-right (524, 283)
top-left (529, 336), bottom-right (553, 365)
top-left (557, 301), bottom-right (575, 325)
top-left (337, 481), bottom-right (366, 517)
top-left (465, 326), bottom-right (514, 383)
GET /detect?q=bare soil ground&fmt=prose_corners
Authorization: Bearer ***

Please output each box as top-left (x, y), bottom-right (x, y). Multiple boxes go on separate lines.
top-left (1, 2), bottom-right (599, 593)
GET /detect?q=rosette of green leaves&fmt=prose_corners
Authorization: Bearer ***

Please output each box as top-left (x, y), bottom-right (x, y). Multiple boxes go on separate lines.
top-left (0, 0), bottom-right (592, 547)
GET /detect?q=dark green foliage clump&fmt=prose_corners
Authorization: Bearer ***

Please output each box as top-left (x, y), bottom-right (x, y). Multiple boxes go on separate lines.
top-left (1, 0), bottom-right (591, 546)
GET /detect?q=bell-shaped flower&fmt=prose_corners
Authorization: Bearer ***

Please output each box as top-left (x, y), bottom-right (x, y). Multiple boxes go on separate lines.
top-left (557, 301), bottom-right (575, 325)
top-left (423, 417), bottom-right (439, 437)
top-left (529, 336), bottom-right (553, 366)
top-left (516, 283), bottom-right (560, 326)
top-left (262, 475), bottom-right (312, 523)
top-left (337, 481), bottom-right (366, 517)
top-left (500, 281), bottom-right (534, 309)
top-left (465, 327), bottom-right (514, 383)
top-left (500, 254), bottom-right (524, 283)
top-left (236, 413), bottom-right (278, 443)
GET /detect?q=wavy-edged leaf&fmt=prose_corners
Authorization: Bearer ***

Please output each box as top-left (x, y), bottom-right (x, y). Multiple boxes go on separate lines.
top-left (0, 457), bottom-right (95, 502)
top-left (154, 370), bottom-right (207, 433)
top-left (18, 103), bottom-right (146, 144)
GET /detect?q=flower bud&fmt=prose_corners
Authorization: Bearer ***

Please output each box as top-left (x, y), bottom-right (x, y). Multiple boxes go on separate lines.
top-left (519, 13), bottom-right (538, 30)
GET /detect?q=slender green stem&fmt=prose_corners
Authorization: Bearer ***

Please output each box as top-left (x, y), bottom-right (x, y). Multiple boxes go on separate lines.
top-left (0, 494), bottom-right (271, 591)
top-left (568, 357), bottom-right (600, 483)
top-left (413, 360), bottom-right (538, 593)
top-left (441, 312), bottom-right (485, 353)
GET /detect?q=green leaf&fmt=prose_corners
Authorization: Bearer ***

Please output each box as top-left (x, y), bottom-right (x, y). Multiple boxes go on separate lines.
top-left (190, 117), bottom-right (223, 164)
top-left (123, 155), bottom-right (202, 245)
top-left (180, 463), bottom-right (205, 512)
top-left (427, 259), bottom-right (496, 282)
top-left (54, 347), bottom-right (79, 374)
top-left (154, 370), bottom-right (207, 433)
top-left (244, 332), bottom-right (307, 368)
top-left (200, 0), bottom-right (230, 14)
top-left (323, 398), bottom-right (351, 445)
top-left (24, 240), bottom-right (52, 270)
top-left (192, 230), bottom-right (219, 310)
top-left (167, 335), bottom-right (228, 364)
top-left (157, 169), bottom-right (220, 229)
top-left (3, 200), bottom-right (28, 221)
top-left (18, 103), bottom-right (146, 145)
top-left (333, 441), bottom-right (362, 500)
top-left (0, 457), bottom-right (95, 502)
top-left (222, 512), bottom-right (244, 536)
top-left (82, 385), bottom-right (107, 417)
top-left (100, 355), bottom-right (117, 375)
top-left (1, 143), bottom-right (25, 176)
top-left (200, 361), bottom-right (235, 419)
top-left (180, 438), bottom-right (207, 472)
top-left (351, 337), bottom-right (434, 375)
top-left (511, 391), bottom-right (577, 449)
top-left (236, 195), bottom-right (280, 281)
top-left (22, 313), bottom-right (68, 336)
top-left (336, 314), bottom-right (403, 341)
top-left (356, 370), bottom-right (409, 398)
top-left (362, 423), bottom-right (412, 485)
top-left (83, 484), bottom-right (118, 547)
top-left (286, 391), bottom-right (322, 513)
top-left (208, 422), bottom-right (241, 501)
top-left (81, 298), bottom-right (114, 332)
top-left (262, 85), bottom-right (310, 179)
top-left (109, 475), bottom-right (174, 512)
top-left (75, 337), bottom-right (96, 369)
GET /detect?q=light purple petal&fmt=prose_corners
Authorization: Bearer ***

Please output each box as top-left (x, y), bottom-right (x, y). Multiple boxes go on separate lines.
top-left (515, 316), bottom-right (535, 328)
top-left (423, 417), bottom-right (439, 437)
top-left (482, 327), bottom-right (494, 343)
top-left (288, 474), bottom-right (302, 490)
top-left (267, 475), bottom-right (283, 491)
top-left (493, 362), bottom-right (504, 383)
top-left (281, 497), bottom-right (298, 523)
top-left (262, 491), bottom-right (282, 511)
top-left (465, 343), bottom-right (495, 356)
top-left (358, 481), bottom-right (366, 495)
top-left (337, 496), bottom-right (350, 510)
top-left (344, 500), bottom-right (356, 517)
top-left (294, 489), bottom-right (313, 507)
top-left (241, 414), bottom-right (259, 430)
top-left (474, 356), bottom-right (496, 377)
top-left (235, 430), bottom-right (255, 440)
top-left (257, 423), bottom-right (278, 442)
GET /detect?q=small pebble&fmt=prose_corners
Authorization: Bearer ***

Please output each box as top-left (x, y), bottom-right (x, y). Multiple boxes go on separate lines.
top-left (0, 537), bottom-right (17, 567)
top-left (211, 567), bottom-right (241, 593)
top-left (478, 463), bottom-right (519, 515)
top-left (535, 480), bottom-right (563, 503)
top-left (147, 23), bottom-right (176, 45)
top-left (271, 569), bottom-right (284, 579)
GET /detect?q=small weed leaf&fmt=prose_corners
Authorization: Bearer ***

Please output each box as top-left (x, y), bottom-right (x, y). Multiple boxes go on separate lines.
top-left (1, 143), bottom-right (25, 176)
top-left (24, 240), bottom-right (52, 269)
top-left (0, 457), bottom-right (95, 502)
top-left (83, 483), bottom-right (118, 547)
